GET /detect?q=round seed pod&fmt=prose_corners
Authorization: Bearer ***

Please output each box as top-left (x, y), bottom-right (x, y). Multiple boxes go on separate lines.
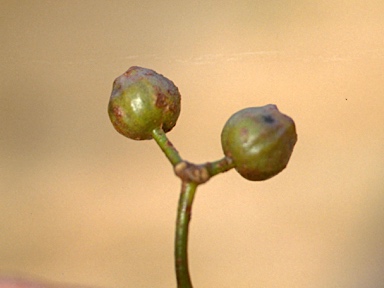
top-left (108, 66), bottom-right (181, 140)
top-left (221, 104), bottom-right (297, 181)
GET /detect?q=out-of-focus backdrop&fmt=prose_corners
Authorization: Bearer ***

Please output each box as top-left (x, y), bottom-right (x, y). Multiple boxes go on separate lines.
top-left (1, 1), bottom-right (383, 288)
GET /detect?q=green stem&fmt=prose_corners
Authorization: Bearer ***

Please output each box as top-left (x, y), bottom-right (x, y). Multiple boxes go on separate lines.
top-left (205, 156), bottom-right (235, 178)
top-left (151, 128), bottom-right (235, 287)
top-left (175, 181), bottom-right (197, 288)
top-left (152, 128), bottom-right (183, 166)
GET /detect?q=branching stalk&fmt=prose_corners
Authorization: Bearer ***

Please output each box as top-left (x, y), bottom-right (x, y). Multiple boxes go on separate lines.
top-left (152, 128), bottom-right (235, 287)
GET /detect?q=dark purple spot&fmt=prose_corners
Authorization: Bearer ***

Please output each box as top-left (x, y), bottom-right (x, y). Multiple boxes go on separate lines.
top-left (262, 115), bottom-right (275, 124)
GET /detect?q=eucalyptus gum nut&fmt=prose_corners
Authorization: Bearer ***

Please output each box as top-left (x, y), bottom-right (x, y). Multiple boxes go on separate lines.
top-left (221, 105), bottom-right (297, 181)
top-left (108, 66), bottom-right (181, 140)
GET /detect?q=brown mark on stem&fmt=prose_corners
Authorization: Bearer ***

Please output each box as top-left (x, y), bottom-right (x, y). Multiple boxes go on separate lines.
top-left (174, 161), bottom-right (210, 184)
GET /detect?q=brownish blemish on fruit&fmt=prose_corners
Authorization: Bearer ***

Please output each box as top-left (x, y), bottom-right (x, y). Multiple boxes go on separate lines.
top-left (155, 87), bottom-right (168, 108)
top-left (113, 106), bottom-right (124, 118)
top-left (240, 127), bottom-right (249, 141)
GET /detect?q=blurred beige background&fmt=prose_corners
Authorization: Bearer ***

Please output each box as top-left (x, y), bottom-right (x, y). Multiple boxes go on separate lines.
top-left (1, 1), bottom-right (384, 287)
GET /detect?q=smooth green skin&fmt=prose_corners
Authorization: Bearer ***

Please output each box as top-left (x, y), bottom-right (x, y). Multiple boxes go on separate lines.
top-left (221, 105), bottom-right (297, 181)
top-left (108, 66), bottom-right (181, 140)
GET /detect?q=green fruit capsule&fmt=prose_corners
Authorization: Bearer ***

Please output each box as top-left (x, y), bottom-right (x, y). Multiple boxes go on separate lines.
top-left (108, 66), bottom-right (181, 140)
top-left (221, 105), bottom-right (297, 181)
